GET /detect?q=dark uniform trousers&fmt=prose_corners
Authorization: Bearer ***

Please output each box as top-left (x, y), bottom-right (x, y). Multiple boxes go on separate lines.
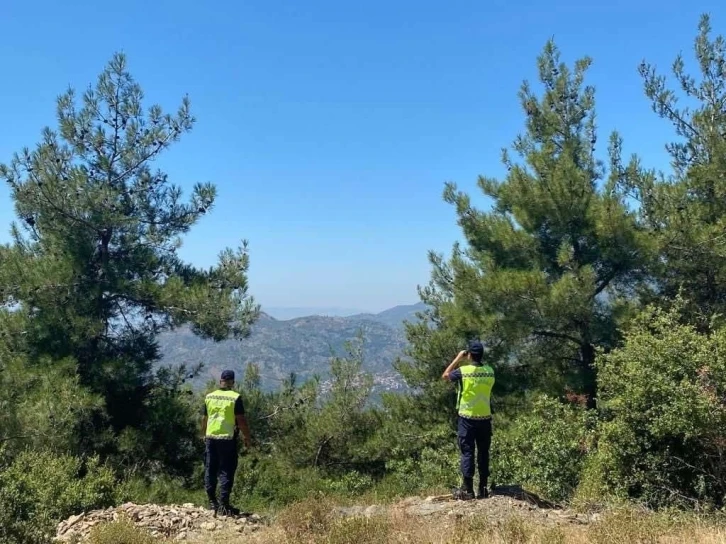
top-left (457, 416), bottom-right (492, 481)
top-left (204, 438), bottom-right (238, 504)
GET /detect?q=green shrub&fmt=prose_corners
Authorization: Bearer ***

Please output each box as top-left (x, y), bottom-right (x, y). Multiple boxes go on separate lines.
top-left (114, 473), bottom-right (207, 506)
top-left (579, 304), bottom-right (726, 507)
top-left (321, 470), bottom-right (375, 496)
top-left (0, 450), bottom-right (115, 544)
top-left (232, 455), bottom-right (332, 509)
top-left (384, 435), bottom-right (460, 495)
top-left (491, 394), bottom-right (594, 503)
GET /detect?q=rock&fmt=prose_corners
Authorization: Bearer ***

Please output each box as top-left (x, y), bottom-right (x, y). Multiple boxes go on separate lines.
top-left (54, 502), bottom-right (264, 543)
top-left (66, 514), bottom-right (84, 528)
top-left (364, 505), bottom-right (384, 517)
top-left (408, 502), bottom-right (449, 516)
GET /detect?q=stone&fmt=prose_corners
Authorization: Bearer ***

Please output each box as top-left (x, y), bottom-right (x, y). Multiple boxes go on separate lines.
top-left (54, 502), bottom-right (264, 543)
top-left (66, 514), bottom-right (84, 528)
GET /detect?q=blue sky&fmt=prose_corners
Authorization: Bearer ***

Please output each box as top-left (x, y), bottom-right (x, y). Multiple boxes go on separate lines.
top-left (0, 0), bottom-right (723, 312)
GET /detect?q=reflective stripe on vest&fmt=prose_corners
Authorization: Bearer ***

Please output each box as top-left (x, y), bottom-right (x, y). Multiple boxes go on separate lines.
top-left (205, 389), bottom-right (239, 439)
top-left (457, 364), bottom-right (495, 419)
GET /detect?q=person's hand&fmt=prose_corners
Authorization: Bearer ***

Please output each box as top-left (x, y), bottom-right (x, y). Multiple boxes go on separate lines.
top-left (452, 350), bottom-right (467, 366)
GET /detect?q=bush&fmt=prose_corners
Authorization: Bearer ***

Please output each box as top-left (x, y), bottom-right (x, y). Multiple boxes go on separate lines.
top-left (491, 395), bottom-right (594, 503)
top-left (321, 470), bottom-right (375, 496)
top-left (114, 473), bottom-right (207, 506)
top-left (384, 440), bottom-right (459, 495)
top-left (579, 304), bottom-right (726, 507)
top-left (0, 450), bottom-right (115, 544)
top-left (231, 454), bottom-right (346, 510)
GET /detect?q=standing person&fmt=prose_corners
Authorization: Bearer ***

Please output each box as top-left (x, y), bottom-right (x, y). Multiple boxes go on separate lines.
top-left (201, 369), bottom-right (252, 515)
top-left (442, 341), bottom-right (495, 500)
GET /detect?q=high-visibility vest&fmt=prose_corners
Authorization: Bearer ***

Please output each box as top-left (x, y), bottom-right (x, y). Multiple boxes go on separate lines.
top-left (204, 389), bottom-right (240, 439)
top-left (457, 364), bottom-right (495, 419)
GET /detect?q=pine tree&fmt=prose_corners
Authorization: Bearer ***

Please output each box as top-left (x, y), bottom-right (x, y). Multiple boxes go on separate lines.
top-left (400, 42), bottom-right (650, 409)
top-left (621, 14), bottom-right (726, 328)
top-left (0, 53), bottom-right (259, 473)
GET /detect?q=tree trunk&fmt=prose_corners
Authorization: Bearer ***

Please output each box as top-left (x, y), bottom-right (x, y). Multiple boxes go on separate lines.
top-left (580, 342), bottom-right (597, 410)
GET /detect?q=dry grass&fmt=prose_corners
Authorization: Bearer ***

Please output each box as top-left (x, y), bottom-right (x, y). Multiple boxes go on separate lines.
top-left (194, 499), bottom-right (726, 544)
top-left (93, 498), bottom-right (726, 544)
top-left (86, 517), bottom-right (158, 544)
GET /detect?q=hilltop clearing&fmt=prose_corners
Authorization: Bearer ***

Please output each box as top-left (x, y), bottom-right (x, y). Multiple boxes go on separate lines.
top-left (54, 488), bottom-right (726, 543)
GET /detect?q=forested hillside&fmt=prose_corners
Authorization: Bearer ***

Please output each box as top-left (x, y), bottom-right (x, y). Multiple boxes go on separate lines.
top-left (3, 13), bottom-right (726, 544)
top-left (156, 303), bottom-right (426, 391)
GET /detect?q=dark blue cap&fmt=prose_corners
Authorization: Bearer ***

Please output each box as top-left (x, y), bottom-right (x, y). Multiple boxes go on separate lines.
top-left (221, 370), bottom-right (235, 381)
top-left (468, 341), bottom-right (484, 355)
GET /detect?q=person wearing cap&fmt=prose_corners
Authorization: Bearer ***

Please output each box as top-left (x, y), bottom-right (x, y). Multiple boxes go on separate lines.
top-left (442, 340), bottom-right (495, 500)
top-left (201, 369), bottom-right (252, 515)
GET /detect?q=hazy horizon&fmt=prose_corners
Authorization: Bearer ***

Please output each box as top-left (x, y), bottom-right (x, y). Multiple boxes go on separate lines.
top-left (262, 301), bottom-right (424, 320)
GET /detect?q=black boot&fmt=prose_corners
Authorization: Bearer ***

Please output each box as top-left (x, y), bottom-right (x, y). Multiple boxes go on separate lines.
top-left (219, 502), bottom-right (240, 516)
top-left (452, 477), bottom-right (475, 501)
top-left (477, 480), bottom-right (489, 499)
top-left (207, 494), bottom-right (219, 512)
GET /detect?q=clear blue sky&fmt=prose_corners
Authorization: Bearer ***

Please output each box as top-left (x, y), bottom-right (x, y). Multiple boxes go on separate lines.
top-left (0, 0), bottom-right (723, 312)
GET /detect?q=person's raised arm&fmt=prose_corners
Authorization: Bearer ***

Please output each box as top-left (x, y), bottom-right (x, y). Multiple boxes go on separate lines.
top-left (442, 350), bottom-right (468, 380)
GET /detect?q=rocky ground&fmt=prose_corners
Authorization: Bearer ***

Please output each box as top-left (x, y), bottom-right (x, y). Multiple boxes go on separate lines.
top-left (336, 488), bottom-right (599, 525)
top-left (54, 486), bottom-right (597, 543)
top-left (54, 502), bottom-right (265, 542)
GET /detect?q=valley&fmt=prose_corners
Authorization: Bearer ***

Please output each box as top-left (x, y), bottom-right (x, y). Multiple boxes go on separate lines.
top-left (156, 302), bottom-right (427, 392)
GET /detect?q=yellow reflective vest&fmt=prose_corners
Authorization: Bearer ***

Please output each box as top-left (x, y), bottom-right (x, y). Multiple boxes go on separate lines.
top-left (457, 364), bottom-right (495, 419)
top-left (204, 389), bottom-right (240, 439)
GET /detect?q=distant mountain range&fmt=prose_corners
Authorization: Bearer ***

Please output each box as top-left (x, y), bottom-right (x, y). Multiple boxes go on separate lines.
top-left (263, 307), bottom-right (367, 320)
top-left (156, 302), bottom-right (427, 392)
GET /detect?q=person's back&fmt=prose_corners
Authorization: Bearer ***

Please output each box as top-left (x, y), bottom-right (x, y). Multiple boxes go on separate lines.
top-left (201, 370), bottom-right (251, 516)
top-left (442, 341), bottom-right (495, 500)
top-left (205, 388), bottom-right (241, 439)
top-left (456, 362), bottom-right (495, 420)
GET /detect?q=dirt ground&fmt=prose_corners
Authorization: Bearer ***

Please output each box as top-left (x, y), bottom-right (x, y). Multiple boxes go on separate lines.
top-left (58, 488), bottom-right (726, 543)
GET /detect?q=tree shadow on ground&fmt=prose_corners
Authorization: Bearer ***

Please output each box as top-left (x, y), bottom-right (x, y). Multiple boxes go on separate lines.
top-left (491, 484), bottom-right (560, 509)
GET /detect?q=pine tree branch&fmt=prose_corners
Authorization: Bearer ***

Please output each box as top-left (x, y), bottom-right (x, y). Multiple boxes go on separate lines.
top-left (313, 435), bottom-right (332, 468)
top-left (109, 75), bottom-right (122, 176)
top-left (261, 394), bottom-right (316, 420)
top-left (28, 169), bottom-right (97, 233)
top-left (109, 133), bottom-right (175, 186)
top-left (532, 329), bottom-right (582, 346)
top-left (592, 268), bottom-right (619, 299)
top-left (0, 434), bottom-right (29, 443)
